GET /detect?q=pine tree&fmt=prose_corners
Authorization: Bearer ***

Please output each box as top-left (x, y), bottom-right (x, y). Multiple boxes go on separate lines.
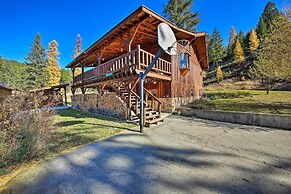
top-left (216, 66), bottom-right (223, 82)
top-left (256, 2), bottom-right (281, 41)
top-left (250, 10), bottom-right (291, 94)
top-left (261, 2), bottom-right (280, 28)
top-left (233, 39), bottom-right (244, 62)
top-left (256, 17), bottom-right (268, 40)
top-left (249, 29), bottom-right (259, 52)
top-left (47, 40), bottom-right (61, 86)
top-left (72, 34), bottom-right (82, 75)
top-left (208, 27), bottom-right (226, 66)
top-left (242, 31), bottom-right (251, 54)
top-left (163, 0), bottom-right (200, 32)
top-left (226, 26), bottom-right (237, 60)
top-left (237, 30), bottom-right (247, 52)
top-left (73, 34), bottom-right (82, 58)
top-left (24, 33), bottom-right (48, 89)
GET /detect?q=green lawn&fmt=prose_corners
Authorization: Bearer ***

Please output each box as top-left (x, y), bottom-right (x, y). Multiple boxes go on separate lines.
top-left (47, 108), bottom-right (136, 156)
top-left (0, 108), bottom-right (136, 189)
top-left (205, 90), bottom-right (291, 115)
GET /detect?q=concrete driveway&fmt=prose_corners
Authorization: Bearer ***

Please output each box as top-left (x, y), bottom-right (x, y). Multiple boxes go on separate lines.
top-left (7, 115), bottom-right (291, 194)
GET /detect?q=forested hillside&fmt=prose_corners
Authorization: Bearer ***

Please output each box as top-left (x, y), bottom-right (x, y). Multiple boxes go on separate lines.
top-left (0, 57), bottom-right (27, 90)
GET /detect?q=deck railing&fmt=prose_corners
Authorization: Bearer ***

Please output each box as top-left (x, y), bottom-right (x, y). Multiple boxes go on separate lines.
top-left (73, 45), bottom-right (172, 83)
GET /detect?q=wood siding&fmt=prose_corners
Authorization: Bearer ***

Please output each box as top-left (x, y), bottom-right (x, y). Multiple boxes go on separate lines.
top-left (171, 46), bottom-right (203, 97)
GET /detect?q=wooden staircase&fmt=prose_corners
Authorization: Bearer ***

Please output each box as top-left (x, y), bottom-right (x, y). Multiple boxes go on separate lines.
top-left (111, 81), bottom-right (164, 127)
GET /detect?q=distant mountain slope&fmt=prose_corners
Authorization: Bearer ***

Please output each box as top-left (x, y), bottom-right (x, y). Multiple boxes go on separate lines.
top-left (0, 57), bottom-right (27, 90)
top-left (204, 56), bottom-right (253, 85)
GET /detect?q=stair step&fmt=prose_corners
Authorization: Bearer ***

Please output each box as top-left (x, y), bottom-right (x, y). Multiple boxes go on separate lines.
top-left (145, 110), bottom-right (156, 115)
top-left (145, 117), bottom-right (164, 127)
top-left (146, 114), bottom-right (160, 120)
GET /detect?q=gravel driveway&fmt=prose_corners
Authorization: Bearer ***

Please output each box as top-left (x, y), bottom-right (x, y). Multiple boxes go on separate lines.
top-left (6, 115), bottom-right (291, 194)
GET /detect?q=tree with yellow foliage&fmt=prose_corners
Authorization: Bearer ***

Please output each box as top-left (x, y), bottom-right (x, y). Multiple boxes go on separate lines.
top-left (216, 66), bottom-right (223, 82)
top-left (233, 39), bottom-right (244, 62)
top-left (249, 29), bottom-right (259, 51)
top-left (47, 40), bottom-right (61, 86)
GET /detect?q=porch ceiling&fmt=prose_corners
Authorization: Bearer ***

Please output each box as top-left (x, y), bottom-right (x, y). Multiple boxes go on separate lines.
top-left (66, 6), bottom-right (208, 70)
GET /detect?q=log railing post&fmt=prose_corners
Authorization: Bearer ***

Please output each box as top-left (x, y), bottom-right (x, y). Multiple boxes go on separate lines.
top-left (137, 45), bottom-right (140, 69)
top-left (128, 82), bottom-right (132, 120)
top-left (145, 92), bottom-right (148, 105)
top-left (135, 97), bottom-right (138, 115)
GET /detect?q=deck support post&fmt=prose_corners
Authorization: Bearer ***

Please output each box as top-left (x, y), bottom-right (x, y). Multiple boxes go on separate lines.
top-left (71, 67), bottom-right (75, 95)
top-left (139, 48), bottom-right (164, 133)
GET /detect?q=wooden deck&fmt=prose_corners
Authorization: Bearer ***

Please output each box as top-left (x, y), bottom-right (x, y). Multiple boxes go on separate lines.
top-left (73, 46), bottom-right (171, 85)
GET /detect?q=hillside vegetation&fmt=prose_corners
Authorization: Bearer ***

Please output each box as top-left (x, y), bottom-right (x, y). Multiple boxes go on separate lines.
top-left (0, 57), bottom-right (27, 90)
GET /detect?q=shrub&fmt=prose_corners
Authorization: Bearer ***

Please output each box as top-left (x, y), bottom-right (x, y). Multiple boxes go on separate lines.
top-left (206, 91), bottom-right (251, 100)
top-left (187, 98), bottom-right (216, 110)
top-left (0, 93), bottom-right (55, 174)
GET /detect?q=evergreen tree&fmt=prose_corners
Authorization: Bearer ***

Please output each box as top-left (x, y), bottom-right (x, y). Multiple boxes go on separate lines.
top-left (226, 26), bottom-right (237, 60)
top-left (73, 34), bottom-right (82, 58)
top-left (208, 27), bottom-right (226, 66)
top-left (256, 17), bottom-right (268, 40)
top-left (261, 2), bottom-right (280, 28)
top-left (236, 30), bottom-right (247, 52)
top-left (233, 39), bottom-right (244, 62)
top-left (250, 11), bottom-right (291, 94)
top-left (47, 40), bottom-right (61, 86)
top-left (216, 66), bottom-right (223, 82)
top-left (24, 33), bottom-right (48, 89)
top-left (249, 29), bottom-right (259, 52)
top-left (256, 2), bottom-right (281, 41)
top-left (163, 0), bottom-right (200, 32)
top-left (72, 34), bottom-right (82, 75)
top-left (243, 31), bottom-right (251, 53)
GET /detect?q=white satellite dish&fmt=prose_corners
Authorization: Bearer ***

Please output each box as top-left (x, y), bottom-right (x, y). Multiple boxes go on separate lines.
top-left (158, 23), bottom-right (177, 55)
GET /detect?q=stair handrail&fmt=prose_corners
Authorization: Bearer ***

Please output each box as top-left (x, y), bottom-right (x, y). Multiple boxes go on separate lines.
top-left (143, 88), bottom-right (162, 117)
top-left (143, 88), bottom-right (163, 104)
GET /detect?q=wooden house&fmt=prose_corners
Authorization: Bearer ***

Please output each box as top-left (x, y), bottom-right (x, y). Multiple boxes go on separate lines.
top-left (66, 6), bottom-right (208, 126)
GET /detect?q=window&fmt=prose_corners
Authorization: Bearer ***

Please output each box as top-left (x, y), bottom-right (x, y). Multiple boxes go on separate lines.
top-left (179, 53), bottom-right (190, 69)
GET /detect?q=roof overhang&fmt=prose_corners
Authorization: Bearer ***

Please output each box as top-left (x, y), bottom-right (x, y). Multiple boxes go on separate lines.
top-left (66, 5), bottom-right (208, 70)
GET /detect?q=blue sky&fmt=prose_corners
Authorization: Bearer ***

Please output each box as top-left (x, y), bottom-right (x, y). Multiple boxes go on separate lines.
top-left (0, 0), bottom-right (286, 68)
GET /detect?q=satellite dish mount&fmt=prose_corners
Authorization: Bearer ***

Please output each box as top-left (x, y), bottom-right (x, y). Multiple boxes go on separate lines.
top-left (139, 23), bottom-right (177, 133)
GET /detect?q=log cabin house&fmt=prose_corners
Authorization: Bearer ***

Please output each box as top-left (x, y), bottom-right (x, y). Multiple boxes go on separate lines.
top-left (66, 6), bottom-right (208, 126)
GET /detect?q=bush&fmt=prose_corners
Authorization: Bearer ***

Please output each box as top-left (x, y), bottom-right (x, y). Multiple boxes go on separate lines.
top-left (0, 93), bottom-right (55, 174)
top-left (206, 91), bottom-right (251, 100)
top-left (187, 98), bottom-right (216, 110)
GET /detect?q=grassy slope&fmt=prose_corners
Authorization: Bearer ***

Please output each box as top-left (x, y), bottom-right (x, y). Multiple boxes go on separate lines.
top-left (0, 108), bottom-right (136, 191)
top-left (205, 90), bottom-right (291, 115)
